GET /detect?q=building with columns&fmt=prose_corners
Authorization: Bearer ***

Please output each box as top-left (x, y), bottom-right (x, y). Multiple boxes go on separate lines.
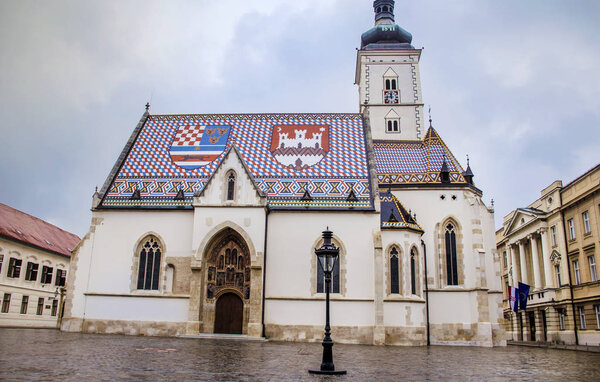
top-left (497, 164), bottom-right (600, 345)
top-left (62, 1), bottom-right (504, 346)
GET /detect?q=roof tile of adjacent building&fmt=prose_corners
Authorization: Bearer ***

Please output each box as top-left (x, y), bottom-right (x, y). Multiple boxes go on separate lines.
top-left (0, 203), bottom-right (80, 258)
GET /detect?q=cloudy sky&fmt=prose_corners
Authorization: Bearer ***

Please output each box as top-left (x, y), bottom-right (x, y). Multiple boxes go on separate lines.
top-left (1, 0), bottom-right (599, 238)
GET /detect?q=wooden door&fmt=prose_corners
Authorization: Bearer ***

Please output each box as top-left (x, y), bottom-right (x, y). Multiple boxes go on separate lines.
top-left (528, 311), bottom-right (536, 341)
top-left (214, 293), bottom-right (243, 334)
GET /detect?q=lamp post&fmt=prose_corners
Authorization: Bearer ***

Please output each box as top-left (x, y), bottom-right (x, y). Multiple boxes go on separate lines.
top-left (309, 228), bottom-right (346, 375)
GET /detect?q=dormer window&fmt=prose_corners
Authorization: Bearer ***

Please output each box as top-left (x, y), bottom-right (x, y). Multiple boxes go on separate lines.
top-left (226, 171), bottom-right (236, 201)
top-left (385, 109), bottom-right (400, 133)
top-left (383, 68), bottom-right (399, 104)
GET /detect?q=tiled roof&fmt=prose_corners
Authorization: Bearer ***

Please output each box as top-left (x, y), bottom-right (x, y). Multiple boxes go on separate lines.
top-left (379, 191), bottom-right (423, 231)
top-left (373, 127), bottom-right (467, 185)
top-left (100, 113), bottom-right (373, 210)
top-left (0, 203), bottom-right (80, 258)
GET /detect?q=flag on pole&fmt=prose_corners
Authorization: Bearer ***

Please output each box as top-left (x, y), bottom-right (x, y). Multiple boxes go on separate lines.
top-left (508, 286), bottom-right (519, 312)
top-left (518, 282), bottom-right (530, 311)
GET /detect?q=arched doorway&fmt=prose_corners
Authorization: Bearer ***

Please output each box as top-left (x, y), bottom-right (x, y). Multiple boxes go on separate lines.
top-left (201, 229), bottom-right (252, 335)
top-left (214, 293), bottom-right (243, 334)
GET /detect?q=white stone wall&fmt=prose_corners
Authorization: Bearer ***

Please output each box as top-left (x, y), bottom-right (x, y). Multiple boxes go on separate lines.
top-left (264, 211), bottom-right (379, 326)
top-left (64, 210), bottom-right (195, 326)
top-left (356, 50), bottom-right (424, 141)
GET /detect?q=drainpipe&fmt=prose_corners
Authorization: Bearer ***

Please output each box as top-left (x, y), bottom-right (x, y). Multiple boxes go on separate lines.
top-left (421, 239), bottom-right (430, 346)
top-left (559, 194), bottom-right (578, 345)
top-left (261, 207), bottom-right (270, 338)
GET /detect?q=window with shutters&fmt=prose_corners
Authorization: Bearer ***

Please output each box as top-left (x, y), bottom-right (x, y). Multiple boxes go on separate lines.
top-left (25, 262), bottom-right (39, 281)
top-left (7, 258), bottom-right (22, 278)
top-left (55, 269), bottom-right (67, 286)
top-left (41, 266), bottom-right (53, 284)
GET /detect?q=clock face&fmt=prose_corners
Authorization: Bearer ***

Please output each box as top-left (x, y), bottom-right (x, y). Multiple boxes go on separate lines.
top-left (384, 90), bottom-right (399, 104)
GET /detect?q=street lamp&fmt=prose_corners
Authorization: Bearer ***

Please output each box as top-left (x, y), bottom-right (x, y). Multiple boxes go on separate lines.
top-left (309, 228), bottom-right (346, 375)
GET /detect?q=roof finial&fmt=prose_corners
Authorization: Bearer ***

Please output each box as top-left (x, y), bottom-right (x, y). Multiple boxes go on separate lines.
top-left (466, 154), bottom-right (470, 166)
top-left (145, 102), bottom-right (150, 112)
top-left (428, 105), bottom-right (432, 128)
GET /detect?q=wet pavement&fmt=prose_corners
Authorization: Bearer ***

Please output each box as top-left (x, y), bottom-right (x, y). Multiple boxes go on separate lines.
top-left (1, 328), bottom-right (599, 381)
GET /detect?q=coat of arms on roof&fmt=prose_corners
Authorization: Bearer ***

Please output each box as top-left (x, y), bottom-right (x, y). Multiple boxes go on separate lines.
top-left (169, 123), bottom-right (231, 169)
top-left (270, 125), bottom-right (329, 171)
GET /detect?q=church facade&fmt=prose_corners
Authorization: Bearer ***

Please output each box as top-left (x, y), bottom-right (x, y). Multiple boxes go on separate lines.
top-left (62, 1), bottom-right (504, 347)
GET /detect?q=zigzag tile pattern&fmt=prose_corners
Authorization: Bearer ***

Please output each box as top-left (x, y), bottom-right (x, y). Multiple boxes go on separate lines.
top-left (373, 127), bottom-right (467, 185)
top-left (103, 113), bottom-right (372, 209)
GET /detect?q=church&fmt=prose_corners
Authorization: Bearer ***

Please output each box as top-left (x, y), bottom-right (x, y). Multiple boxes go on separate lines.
top-left (62, 1), bottom-right (504, 347)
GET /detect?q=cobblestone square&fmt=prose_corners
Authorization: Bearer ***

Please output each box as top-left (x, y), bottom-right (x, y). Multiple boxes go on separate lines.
top-left (1, 329), bottom-right (599, 381)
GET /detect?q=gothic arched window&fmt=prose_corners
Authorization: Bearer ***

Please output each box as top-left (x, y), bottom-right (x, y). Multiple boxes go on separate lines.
top-left (390, 247), bottom-right (400, 294)
top-left (226, 171), bottom-right (236, 201)
top-left (137, 237), bottom-right (162, 290)
top-left (410, 249), bottom-right (417, 295)
top-left (445, 223), bottom-right (458, 285)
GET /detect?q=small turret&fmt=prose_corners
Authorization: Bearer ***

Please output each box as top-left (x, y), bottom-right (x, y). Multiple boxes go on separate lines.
top-left (463, 155), bottom-right (474, 185)
top-left (374, 0), bottom-right (395, 24)
top-left (440, 156), bottom-right (450, 184)
top-left (361, 0), bottom-right (414, 50)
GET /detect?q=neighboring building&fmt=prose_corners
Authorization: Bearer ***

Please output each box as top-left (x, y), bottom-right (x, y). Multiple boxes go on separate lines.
top-left (0, 203), bottom-right (80, 328)
top-left (497, 164), bottom-right (600, 345)
top-left (62, 1), bottom-right (504, 346)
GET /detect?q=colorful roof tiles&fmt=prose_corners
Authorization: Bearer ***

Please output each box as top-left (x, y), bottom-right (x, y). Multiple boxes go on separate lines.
top-left (100, 113), bottom-right (373, 210)
top-left (379, 191), bottom-right (423, 232)
top-left (373, 126), bottom-right (467, 186)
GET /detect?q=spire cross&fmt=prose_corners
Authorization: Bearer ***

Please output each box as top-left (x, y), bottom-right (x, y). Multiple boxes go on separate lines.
top-left (428, 106), bottom-right (432, 127)
top-left (145, 102), bottom-right (150, 111)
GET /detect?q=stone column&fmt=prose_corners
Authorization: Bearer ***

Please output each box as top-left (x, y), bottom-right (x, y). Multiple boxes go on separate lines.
top-left (529, 235), bottom-right (541, 290)
top-left (540, 230), bottom-right (553, 288)
top-left (509, 244), bottom-right (518, 286)
top-left (372, 231), bottom-right (385, 345)
top-left (186, 259), bottom-right (203, 334)
top-left (518, 240), bottom-right (528, 284)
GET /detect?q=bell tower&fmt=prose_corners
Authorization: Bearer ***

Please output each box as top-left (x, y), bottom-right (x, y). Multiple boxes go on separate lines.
top-left (355, 0), bottom-right (424, 141)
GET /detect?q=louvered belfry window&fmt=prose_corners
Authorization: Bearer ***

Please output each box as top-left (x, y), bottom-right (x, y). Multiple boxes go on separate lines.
top-left (137, 237), bottom-right (161, 290)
